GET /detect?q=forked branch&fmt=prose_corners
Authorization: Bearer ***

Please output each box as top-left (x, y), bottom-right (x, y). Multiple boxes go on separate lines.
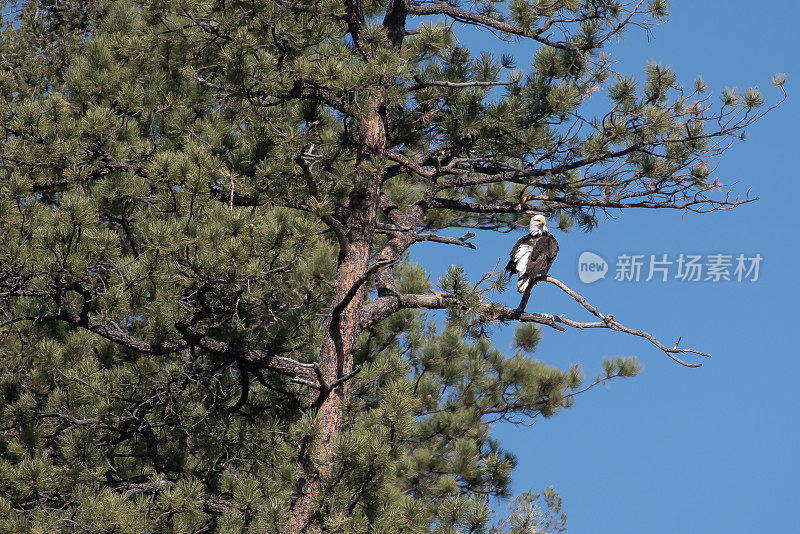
top-left (540, 276), bottom-right (710, 366)
top-left (360, 275), bottom-right (709, 367)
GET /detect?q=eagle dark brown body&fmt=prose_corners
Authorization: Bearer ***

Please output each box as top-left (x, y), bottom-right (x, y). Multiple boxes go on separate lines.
top-left (505, 231), bottom-right (559, 293)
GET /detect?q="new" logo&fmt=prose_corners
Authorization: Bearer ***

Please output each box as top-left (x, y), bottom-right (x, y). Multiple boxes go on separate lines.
top-left (578, 251), bottom-right (608, 284)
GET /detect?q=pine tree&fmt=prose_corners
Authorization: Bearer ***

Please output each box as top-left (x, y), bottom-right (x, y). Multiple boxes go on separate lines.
top-left (0, 0), bottom-right (783, 532)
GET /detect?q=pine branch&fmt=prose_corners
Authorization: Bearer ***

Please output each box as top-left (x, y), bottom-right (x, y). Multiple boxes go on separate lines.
top-left (294, 148), bottom-right (350, 261)
top-left (541, 276), bottom-right (710, 366)
top-left (19, 313), bottom-right (322, 387)
top-left (407, 78), bottom-right (518, 91)
top-left (383, 0), bottom-right (409, 48)
top-left (275, 0), bottom-right (346, 20)
top-left (407, 1), bottom-right (589, 51)
top-left (375, 224), bottom-right (476, 249)
top-left (174, 321), bottom-right (320, 385)
top-left (386, 149), bottom-right (436, 178)
top-left (330, 257), bottom-right (400, 324)
top-left (412, 231), bottom-right (476, 249)
top-left (108, 479), bottom-right (247, 517)
top-left (248, 78), bottom-right (347, 112)
top-left (427, 193), bottom-right (754, 216)
top-left (360, 276), bottom-right (709, 367)
top-left (343, 0), bottom-right (368, 58)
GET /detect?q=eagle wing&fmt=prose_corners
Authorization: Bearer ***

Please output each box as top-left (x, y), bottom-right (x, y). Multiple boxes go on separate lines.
top-left (505, 235), bottom-right (533, 274)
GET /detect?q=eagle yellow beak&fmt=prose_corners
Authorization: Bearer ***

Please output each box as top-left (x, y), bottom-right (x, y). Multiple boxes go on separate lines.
top-left (538, 220), bottom-right (546, 226)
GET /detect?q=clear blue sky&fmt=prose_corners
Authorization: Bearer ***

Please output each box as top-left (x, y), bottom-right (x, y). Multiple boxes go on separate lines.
top-left (410, 2), bottom-right (798, 532)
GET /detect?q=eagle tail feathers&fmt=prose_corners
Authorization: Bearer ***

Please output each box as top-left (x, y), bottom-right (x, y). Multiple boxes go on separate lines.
top-left (516, 278), bottom-right (529, 293)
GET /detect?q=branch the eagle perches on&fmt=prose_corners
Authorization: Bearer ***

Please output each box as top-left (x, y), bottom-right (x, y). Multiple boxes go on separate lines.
top-left (361, 272), bottom-right (709, 369)
top-left (527, 275), bottom-right (708, 367)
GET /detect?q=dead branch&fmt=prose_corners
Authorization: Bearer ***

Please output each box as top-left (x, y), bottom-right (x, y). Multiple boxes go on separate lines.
top-left (374, 224), bottom-right (477, 249)
top-left (407, 78), bottom-right (518, 91)
top-left (360, 275), bottom-right (709, 367)
top-left (541, 276), bottom-right (709, 366)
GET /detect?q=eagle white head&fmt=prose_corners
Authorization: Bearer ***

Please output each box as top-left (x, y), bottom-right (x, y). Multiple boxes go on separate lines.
top-left (529, 214), bottom-right (548, 235)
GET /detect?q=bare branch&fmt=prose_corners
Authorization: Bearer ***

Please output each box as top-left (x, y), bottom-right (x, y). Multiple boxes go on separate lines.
top-left (386, 149), bottom-right (436, 178)
top-left (360, 276), bottom-right (709, 367)
top-left (407, 78), bottom-right (517, 91)
top-left (541, 276), bottom-right (709, 366)
top-left (375, 224), bottom-right (476, 249)
top-left (428, 193), bottom-right (754, 217)
top-left (413, 231), bottom-right (477, 249)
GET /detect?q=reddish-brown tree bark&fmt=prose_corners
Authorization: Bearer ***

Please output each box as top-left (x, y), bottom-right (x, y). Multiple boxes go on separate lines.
top-left (287, 94), bottom-right (387, 533)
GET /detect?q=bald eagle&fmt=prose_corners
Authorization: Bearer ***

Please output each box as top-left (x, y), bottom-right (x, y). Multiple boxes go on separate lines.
top-left (505, 215), bottom-right (559, 294)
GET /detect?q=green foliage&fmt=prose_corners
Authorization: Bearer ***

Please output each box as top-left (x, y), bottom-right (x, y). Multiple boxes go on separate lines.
top-left (513, 324), bottom-right (542, 353)
top-left (602, 356), bottom-right (642, 379)
top-left (498, 487), bottom-right (567, 533)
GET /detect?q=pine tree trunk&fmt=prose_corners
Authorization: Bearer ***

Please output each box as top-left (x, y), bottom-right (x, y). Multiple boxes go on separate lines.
top-left (287, 94), bottom-right (386, 532)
